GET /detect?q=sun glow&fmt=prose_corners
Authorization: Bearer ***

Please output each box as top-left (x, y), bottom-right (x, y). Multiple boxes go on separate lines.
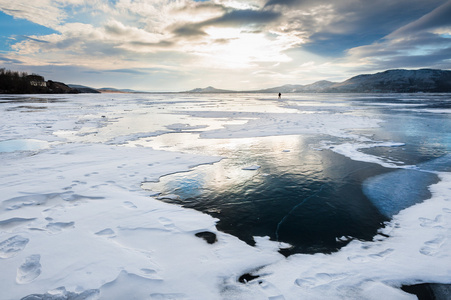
top-left (204, 27), bottom-right (242, 39)
top-left (197, 27), bottom-right (291, 68)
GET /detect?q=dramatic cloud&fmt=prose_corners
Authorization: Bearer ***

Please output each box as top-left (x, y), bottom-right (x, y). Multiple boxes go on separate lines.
top-left (0, 0), bottom-right (450, 91)
top-left (0, 0), bottom-right (66, 28)
top-left (203, 8), bottom-right (281, 27)
top-left (388, 1), bottom-right (451, 37)
top-left (171, 23), bottom-right (208, 38)
top-left (343, 1), bottom-right (451, 72)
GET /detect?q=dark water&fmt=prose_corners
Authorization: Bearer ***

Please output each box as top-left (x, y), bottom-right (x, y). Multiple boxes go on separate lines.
top-left (143, 135), bottom-right (392, 255)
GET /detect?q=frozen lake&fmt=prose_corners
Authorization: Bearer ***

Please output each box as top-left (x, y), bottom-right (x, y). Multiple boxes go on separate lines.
top-left (142, 94), bottom-right (449, 255)
top-left (1, 93), bottom-right (451, 299)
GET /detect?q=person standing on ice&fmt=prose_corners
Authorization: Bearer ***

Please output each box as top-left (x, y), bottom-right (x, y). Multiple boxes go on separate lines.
top-left (278, 92), bottom-right (281, 99)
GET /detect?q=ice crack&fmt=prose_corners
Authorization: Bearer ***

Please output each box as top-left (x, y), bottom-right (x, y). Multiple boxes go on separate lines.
top-left (275, 184), bottom-right (327, 241)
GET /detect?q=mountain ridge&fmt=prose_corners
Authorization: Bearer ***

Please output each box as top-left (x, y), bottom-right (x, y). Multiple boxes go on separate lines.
top-left (2, 68), bottom-right (451, 94)
top-left (186, 69), bottom-right (451, 93)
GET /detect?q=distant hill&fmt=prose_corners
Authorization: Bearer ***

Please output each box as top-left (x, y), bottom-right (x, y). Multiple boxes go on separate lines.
top-left (68, 84), bottom-right (100, 93)
top-left (186, 86), bottom-right (235, 93)
top-left (253, 84), bottom-right (305, 93)
top-left (254, 80), bottom-right (336, 93)
top-left (188, 69), bottom-right (451, 93)
top-left (97, 87), bottom-right (145, 93)
top-left (325, 69), bottom-right (451, 93)
top-left (303, 80), bottom-right (337, 92)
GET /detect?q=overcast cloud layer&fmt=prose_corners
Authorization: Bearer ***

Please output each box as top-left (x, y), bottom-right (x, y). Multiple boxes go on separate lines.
top-left (0, 0), bottom-right (450, 91)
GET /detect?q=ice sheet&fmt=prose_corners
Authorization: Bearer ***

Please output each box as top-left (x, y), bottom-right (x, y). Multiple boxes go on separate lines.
top-left (1, 93), bottom-right (450, 299)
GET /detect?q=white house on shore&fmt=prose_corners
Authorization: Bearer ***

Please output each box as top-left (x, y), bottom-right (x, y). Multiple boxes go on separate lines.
top-left (26, 74), bottom-right (47, 87)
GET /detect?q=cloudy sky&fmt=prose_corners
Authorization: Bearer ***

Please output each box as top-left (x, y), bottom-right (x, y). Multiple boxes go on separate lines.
top-left (1, 0), bottom-right (450, 91)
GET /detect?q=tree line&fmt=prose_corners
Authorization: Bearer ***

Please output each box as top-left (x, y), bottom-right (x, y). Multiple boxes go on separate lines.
top-left (0, 68), bottom-right (77, 94)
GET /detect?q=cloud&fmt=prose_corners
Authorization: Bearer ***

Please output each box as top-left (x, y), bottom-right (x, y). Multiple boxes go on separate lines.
top-left (387, 1), bottom-right (451, 38)
top-left (171, 23), bottom-right (207, 38)
top-left (264, 0), bottom-right (299, 7)
top-left (340, 1), bottom-right (451, 73)
top-left (103, 20), bottom-right (164, 44)
top-left (22, 36), bottom-right (50, 44)
top-left (0, 54), bottom-right (22, 64)
top-left (174, 1), bottom-right (227, 15)
top-left (265, 0), bottom-right (448, 56)
top-left (130, 40), bottom-right (174, 48)
top-left (0, 0), bottom-right (65, 28)
top-left (105, 68), bottom-right (149, 75)
top-left (202, 9), bottom-right (281, 27)
top-left (170, 8), bottom-right (281, 39)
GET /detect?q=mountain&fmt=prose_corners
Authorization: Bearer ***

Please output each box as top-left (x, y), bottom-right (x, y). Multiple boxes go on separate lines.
top-left (68, 84), bottom-right (100, 93)
top-left (246, 81), bottom-right (336, 93)
top-left (46, 80), bottom-right (79, 94)
top-left (302, 80), bottom-right (336, 92)
top-left (327, 69), bottom-right (451, 93)
top-left (253, 84), bottom-right (305, 93)
top-left (187, 69), bottom-right (451, 93)
top-left (97, 87), bottom-right (145, 93)
top-left (185, 86), bottom-right (235, 93)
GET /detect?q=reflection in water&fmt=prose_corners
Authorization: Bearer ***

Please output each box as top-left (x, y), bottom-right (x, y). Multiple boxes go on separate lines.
top-left (143, 134), bottom-right (390, 255)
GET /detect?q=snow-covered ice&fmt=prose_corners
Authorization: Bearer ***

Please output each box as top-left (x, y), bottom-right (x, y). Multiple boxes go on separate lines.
top-left (1, 93), bottom-right (450, 299)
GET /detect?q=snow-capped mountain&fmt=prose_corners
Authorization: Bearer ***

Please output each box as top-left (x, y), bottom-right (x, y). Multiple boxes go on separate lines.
top-left (186, 86), bottom-right (235, 93)
top-left (327, 69), bottom-right (451, 93)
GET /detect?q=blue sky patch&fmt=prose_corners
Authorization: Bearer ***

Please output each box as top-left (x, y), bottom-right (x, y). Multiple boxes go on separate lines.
top-left (0, 11), bottom-right (58, 51)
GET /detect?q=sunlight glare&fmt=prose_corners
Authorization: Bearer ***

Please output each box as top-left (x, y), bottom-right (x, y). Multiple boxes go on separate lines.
top-left (198, 28), bottom-right (291, 68)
